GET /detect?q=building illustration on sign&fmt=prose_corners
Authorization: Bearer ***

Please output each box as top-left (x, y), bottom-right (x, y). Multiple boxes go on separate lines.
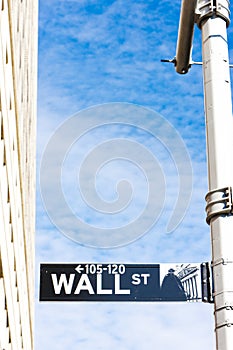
top-left (161, 264), bottom-right (202, 302)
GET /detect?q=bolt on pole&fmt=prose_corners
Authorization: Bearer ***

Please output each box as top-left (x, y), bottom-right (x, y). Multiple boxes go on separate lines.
top-left (174, 0), bottom-right (233, 349)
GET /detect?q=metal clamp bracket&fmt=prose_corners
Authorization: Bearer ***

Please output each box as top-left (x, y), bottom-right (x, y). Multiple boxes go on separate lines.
top-left (201, 262), bottom-right (214, 303)
top-left (205, 186), bottom-right (233, 224)
top-left (215, 305), bottom-right (233, 330)
top-left (212, 258), bottom-right (233, 267)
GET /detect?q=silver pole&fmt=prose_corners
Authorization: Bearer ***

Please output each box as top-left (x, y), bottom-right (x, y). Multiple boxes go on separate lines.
top-left (175, 0), bottom-right (197, 74)
top-left (196, 1), bottom-right (233, 348)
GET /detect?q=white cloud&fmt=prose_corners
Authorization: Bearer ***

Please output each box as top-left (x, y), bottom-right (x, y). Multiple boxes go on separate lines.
top-left (36, 302), bottom-right (214, 350)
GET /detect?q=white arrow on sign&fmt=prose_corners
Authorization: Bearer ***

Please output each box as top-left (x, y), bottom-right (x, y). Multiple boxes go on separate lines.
top-left (75, 265), bottom-right (84, 273)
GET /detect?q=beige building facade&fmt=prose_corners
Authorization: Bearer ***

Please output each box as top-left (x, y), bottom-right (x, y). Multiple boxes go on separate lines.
top-left (0, 0), bottom-right (37, 349)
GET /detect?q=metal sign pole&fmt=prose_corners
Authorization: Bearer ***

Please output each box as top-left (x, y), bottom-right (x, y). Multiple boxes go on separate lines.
top-left (169, 0), bottom-right (233, 348)
top-left (196, 1), bottom-right (233, 348)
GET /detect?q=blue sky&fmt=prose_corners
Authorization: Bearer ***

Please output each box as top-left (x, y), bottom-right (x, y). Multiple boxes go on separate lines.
top-left (36, 1), bottom-right (233, 349)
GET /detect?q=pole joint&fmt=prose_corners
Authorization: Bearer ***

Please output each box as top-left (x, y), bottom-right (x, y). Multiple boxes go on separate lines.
top-left (205, 186), bottom-right (233, 224)
top-left (196, 0), bottom-right (230, 28)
